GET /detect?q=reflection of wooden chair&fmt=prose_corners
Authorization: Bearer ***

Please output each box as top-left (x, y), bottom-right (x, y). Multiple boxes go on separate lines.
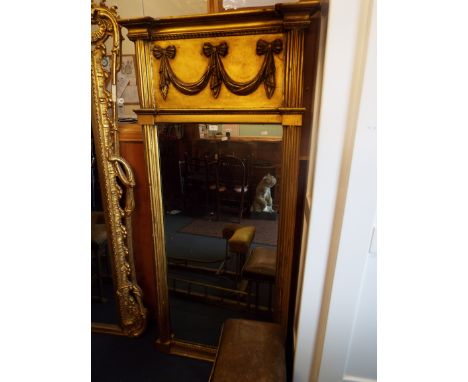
top-left (183, 152), bottom-right (206, 190)
top-left (215, 155), bottom-right (250, 222)
top-left (182, 153), bottom-right (217, 215)
top-left (205, 157), bottom-right (218, 215)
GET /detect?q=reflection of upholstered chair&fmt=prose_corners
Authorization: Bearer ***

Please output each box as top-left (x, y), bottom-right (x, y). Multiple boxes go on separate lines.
top-left (219, 225), bottom-right (256, 281)
top-left (215, 155), bottom-right (250, 222)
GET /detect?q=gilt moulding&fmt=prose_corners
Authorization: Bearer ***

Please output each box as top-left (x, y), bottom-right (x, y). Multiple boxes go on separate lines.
top-left (91, 0), bottom-right (147, 337)
top-left (119, 2), bottom-right (320, 115)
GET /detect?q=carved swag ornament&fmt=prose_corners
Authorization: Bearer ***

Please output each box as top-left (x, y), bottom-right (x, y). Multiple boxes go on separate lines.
top-left (153, 39), bottom-right (283, 100)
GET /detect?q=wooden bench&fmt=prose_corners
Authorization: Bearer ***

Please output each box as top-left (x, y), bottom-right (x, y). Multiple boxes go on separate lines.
top-left (209, 319), bottom-right (286, 382)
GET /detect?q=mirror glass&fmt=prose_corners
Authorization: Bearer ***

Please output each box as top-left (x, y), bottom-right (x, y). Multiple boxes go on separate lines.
top-left (91, 132), bottom-right (118, 325)
top-left (157, 123), bottom-right (282, 346)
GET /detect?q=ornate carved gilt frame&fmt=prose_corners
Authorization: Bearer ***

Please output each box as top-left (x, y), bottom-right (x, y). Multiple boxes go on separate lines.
top-left (91, 1), bottom-right (147, 337)
top-left (119, 1), bottom-right (320, 359)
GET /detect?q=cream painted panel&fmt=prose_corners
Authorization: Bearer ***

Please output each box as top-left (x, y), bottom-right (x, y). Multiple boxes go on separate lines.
top-left (99, 1), bottom-right (144, 116)
top-left (143, 0), bottom-right (207, 17)
top-left (106, 0), bottom-right (144, 17)
top-left (223, 0), bottom-right (296, 10)
top-left (105, 0), bottom-right (144, 55)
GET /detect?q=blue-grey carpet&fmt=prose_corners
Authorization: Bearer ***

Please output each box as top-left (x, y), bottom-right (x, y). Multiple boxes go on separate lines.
top-left (178, 216), bottom-right (278, 246)
top-left (92, 212), bottom-right (277, 381)
top-left (92, 323), bottom-right (213, 382)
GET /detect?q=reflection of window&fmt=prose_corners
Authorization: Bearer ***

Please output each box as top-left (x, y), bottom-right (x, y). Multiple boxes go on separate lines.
top-left (198, 124), bottom-right (283, 139)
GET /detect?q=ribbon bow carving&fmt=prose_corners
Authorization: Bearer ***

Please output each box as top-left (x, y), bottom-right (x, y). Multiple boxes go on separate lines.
top-left (255, 39), bottom-right (283, 99)
top-left (153, 45), bottom-right (177, 99)
top-left (203, 42), bottom-right (228, 58)
top-left (256, 39), bottom-right (283, 56)
top-left (202, 42), bottom-right (228, 98)
top-left (153, 45), bottom-right (176, 60)
top-left (152, 38), bottom-right (283, 100)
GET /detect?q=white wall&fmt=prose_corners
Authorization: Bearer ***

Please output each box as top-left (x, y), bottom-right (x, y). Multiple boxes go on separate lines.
top-left (105, 0), bottom-right (208, 55)
top-left (223, 0), bottom-right (295, 10)
top-left (293, 0), bottom-right (376, 381)
top-left (99, 1), bottom-right (377, 379)
top-left (319, 2), bottom-right (376, 379)
top-left (142, 0), bottom-right (208, 19)
top-left (102, 0), bottom-right (209, 117)
top-left (104, 0), bottom-right (144, 55)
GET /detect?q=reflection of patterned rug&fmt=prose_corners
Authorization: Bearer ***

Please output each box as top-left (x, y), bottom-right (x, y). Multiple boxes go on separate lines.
top-left (178, 218), bottom-right (278, 247)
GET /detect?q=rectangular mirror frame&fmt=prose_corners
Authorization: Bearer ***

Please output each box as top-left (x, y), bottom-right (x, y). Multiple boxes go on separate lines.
top-left (120, 1), bottom-right (320, 360)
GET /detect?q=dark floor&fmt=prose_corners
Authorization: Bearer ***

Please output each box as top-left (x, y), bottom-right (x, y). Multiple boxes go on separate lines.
top-left (92, 323), bottom-right (213, 382)
top-left (92, 212), bottom-right (277, 381)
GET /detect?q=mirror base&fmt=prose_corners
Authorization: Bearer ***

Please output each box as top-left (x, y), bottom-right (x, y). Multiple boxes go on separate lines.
top-left (156, 338), bottom-right (217, 363)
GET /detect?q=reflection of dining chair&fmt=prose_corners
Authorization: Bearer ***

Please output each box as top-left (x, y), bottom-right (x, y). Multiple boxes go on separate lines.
top-left (183, 152), bottom-right (204, 186)
top-left (183, 152), bottom-right (217, 215)
top-left (215, 155), bottom-right (250, 222)
top-left (183, 152), bottom-right (205, 212)
top-left (205, 157), bottom-right (218, 215)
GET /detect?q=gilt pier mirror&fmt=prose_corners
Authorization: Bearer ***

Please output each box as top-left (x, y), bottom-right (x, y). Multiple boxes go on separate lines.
top-left (120, 0), bottom-right (321, 360)
top-left (91, 2), bottom-right (147, 337)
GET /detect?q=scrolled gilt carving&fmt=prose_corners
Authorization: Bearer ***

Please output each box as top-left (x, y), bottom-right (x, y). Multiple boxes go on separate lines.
top-left (152, 39), bottom-right (283, 100)
top-left (91, 0), bottom-right (147, 337)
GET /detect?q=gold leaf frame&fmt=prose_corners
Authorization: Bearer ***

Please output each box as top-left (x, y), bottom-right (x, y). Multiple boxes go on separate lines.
top-left (119, 1), bottom-right (321, 359)
top-left (91, 1), bottom-right (147, 337)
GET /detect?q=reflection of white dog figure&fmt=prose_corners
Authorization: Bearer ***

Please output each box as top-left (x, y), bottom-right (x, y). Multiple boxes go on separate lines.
top-left (252, 174), bottom-right (277, 212)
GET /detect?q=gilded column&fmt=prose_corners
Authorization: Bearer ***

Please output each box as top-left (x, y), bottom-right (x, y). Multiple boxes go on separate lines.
top-left (134, 39), bottom-right (172, 347)
top-left (277, 24), bottom-right (307, 333)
